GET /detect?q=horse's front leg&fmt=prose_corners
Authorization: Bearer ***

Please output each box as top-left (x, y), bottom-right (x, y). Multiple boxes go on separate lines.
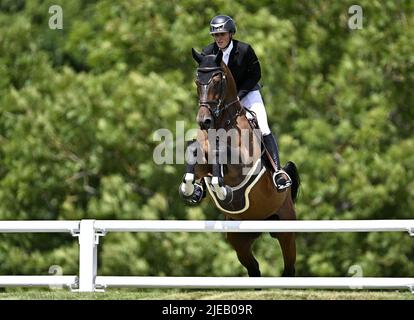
top-left (211, 137), bottom-right (233, 204)
top-left (179, 140), bottom-right (206, 205)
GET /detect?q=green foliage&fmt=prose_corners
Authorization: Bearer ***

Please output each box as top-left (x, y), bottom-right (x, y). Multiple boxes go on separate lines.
top-left (0, 1), bottom-right (413, 278)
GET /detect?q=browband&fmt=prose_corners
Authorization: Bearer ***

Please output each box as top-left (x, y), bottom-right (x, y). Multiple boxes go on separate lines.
top-left (197, 66), bottom-right (224, 73)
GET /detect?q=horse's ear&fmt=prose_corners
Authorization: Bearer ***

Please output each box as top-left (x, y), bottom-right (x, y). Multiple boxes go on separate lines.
top-left (192, 48), bottom-right (203, 63)
top-left (215, 50), bottom-right (223, 65)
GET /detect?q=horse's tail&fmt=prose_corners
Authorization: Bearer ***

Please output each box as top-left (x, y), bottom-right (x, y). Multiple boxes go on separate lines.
top-left (284, 161), bottom-right (300, 203)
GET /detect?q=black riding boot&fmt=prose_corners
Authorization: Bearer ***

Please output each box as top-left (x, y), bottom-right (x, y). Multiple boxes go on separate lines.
top-left (263, 133), bottom-right (292, 191)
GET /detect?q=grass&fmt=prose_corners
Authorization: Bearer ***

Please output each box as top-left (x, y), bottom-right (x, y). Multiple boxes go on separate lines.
top-left (0, 288), bottom-right (413, 300)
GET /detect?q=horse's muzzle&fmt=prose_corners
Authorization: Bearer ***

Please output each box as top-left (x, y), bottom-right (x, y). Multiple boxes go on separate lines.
top-left (199, 117), bottom-right (212, 130)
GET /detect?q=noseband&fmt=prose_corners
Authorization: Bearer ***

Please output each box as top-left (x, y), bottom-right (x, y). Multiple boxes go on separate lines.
top-left (196, 66), bottom-right (239, 119)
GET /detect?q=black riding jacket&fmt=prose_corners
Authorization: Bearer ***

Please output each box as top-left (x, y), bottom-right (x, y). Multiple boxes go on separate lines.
top-left (202, 40), bottom-right (261, 100)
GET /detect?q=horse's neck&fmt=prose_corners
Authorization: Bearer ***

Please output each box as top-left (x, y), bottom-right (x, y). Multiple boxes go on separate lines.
top-left (219, 64), bottom-right (262, 185)
top-left (221, 63), bottom-right (238, 100)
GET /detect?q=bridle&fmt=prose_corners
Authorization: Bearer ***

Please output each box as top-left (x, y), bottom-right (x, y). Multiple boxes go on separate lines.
top-left (196, 66), bottom-right (239, 119)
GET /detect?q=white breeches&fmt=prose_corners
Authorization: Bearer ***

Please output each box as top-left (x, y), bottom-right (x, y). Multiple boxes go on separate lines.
top-left (240, 90), bottom-right (271, 136)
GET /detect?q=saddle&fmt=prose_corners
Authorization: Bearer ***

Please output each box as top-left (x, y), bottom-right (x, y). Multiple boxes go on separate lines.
top-left (243, 107), bottom-right (276, 172)
top-left (244, 107), bottom-right (260, 131)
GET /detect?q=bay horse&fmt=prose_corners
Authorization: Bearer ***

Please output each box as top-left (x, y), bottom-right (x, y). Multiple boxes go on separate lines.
top-left (179, 48), bottom-right (300, 277)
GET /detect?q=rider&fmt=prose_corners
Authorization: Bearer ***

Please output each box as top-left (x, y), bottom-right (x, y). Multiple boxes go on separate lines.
top-left (202, 15), bottom-right (292, 191)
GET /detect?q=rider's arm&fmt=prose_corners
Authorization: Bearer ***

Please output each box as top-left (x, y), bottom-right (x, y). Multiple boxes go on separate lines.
top-left (237, 45), bottom-right (261, 100)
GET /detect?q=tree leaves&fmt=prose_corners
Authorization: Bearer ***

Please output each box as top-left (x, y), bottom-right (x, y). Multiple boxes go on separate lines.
top-left (0, 1), bottom-right (413, 278)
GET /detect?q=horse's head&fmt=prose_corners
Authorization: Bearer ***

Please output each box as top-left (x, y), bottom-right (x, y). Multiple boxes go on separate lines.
top-left (192, 48), bottom-right (238, 130)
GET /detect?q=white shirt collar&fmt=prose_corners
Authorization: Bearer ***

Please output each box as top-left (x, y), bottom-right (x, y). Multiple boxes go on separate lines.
top-left (222, 40), bottom-right (233, 55)
top-left (221, 40), bottom-right (233, 65)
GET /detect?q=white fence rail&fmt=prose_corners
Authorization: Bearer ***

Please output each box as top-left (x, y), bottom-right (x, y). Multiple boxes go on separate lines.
top-left (0, 219), bottom-right (413, 292)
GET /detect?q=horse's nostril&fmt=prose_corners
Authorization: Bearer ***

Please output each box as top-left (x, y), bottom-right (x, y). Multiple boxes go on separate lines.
top-left (203, 119), bottom-right (212, 129)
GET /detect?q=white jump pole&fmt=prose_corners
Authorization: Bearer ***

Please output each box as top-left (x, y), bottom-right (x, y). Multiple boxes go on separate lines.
top-left (0, 276), bottom-right (78, 289)
top-left (94, 220), bottom-right (414, 234)
top-left (95, 276), bottom-right (414, 291)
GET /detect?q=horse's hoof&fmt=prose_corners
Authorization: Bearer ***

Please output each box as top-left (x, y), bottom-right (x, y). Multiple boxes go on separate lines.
top-left (211, 178), bottom-right (233, 204)
top-left (222, 185), bottom-right (233, 204)
top-left (179, 183), bottom-right (204, 206)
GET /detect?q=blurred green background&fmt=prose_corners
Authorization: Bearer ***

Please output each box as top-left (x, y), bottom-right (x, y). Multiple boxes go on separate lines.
top-left (0, 0), bottom-right (413, 280)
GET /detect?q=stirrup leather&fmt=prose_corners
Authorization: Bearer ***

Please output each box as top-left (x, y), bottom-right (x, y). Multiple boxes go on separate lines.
top-left (272, 170), bottom-right (292, 191)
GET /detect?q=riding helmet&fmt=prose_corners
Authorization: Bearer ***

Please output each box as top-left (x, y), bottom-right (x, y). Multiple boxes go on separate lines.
top-left (209, 15), bottom-right (236, 34)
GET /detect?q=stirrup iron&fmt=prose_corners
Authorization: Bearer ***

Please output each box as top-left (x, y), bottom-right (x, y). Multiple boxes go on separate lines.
top-left (272, 170), bottom-right (292, 192)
